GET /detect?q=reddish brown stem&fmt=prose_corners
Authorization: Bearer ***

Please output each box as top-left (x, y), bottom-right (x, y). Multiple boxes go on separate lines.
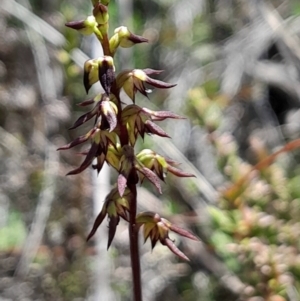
top-left (128, 180), bottom-right (142, 301)
top-left (113, 80), bottom-right (142, 300)
top-left (102, 32), bottom-right (112, 56)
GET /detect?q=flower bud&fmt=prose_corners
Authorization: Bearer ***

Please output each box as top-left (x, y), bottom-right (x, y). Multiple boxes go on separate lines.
top-left (86, 187), bottom-right (132, 248)
top-left (136, 149), bottom-right (194, 181)
top-left (93, 3), bottom-right (109, 25)
top-left (115, 26), bottom-right (148, 48)
top-left (83, 56), bottom-right (115, 94)
top-left (65, 15), bottom-right (96, 35)
top-left (116, 69), bottom-right (176, 102)
top-left (136, 211), bottom-right (199, 260)
top-left (109, 26), bottom-right (148, 55)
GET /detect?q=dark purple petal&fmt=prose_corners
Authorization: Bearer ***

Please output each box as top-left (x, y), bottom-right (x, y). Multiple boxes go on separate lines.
top-left (169, 224), bottom-right (199, 241)
top-left (143, 69), bottom-right (164, 75)
top-left (145, 120), bottom-right (170, 138)
top-left (107, 216), bottom-right (120, 249)
top-left (117, 206), bottom-right (129, 221)
top-left (128, 33), bottom-right (148, 44)
top-left (69, 107), bottom-right (99, 129)
top-left (93, 3), bottom-right (108, 22)
top-left (133, 78), bottom-right (148, 98)
top-left (66, 142), bottom-right (99, 175)
top-left (86, 209), bottom-right (107, 241)
top-left (155, 164), bottom-right (165, 181)
top-left (77, 98), bottom-right (95, 107)
top-left (84, 69), bottom-right (92, 94)
top-left (151, 111), bottom-right (184, 121)
top-left (145, 77), bottom-right (176, 89)
top-left (65, 20), bottom-right (85, 30)
top-left (162, 238), bottom-right (190, 261)
top-left (167, 165), bottom-right (195, 178)
top-left (98, 61), bottom-right (115, 96)
top-left (151, 237), bottom-right (158, 250)
top-left (138, 167), bottom-right (162, 194)
top-left (57, 131), bottom-right (94, 150)
top-left (92, 153), bottom-right (106, 174)
top-left (165, 158), bottom-right (180, 165)
top-left (135, 116), bottom-right (146, 137)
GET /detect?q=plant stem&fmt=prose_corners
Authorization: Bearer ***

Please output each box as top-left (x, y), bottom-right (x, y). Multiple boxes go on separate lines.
top-left (102, 23), bottom-right (142, 301)
top-left (128, 179), bottom-right (142, 301)
top-left (101, 32), bottom-right (112, 56)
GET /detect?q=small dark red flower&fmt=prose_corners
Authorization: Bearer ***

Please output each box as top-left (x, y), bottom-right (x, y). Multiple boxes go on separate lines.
top-left (136, 212), bottom-right (199, 261)
top-left (109, 26), bottom-right (148, 55)
top-left (121, 104), bottom-right (183, 145)
top-left (87, 187), bottom-right (133, 249)
top-left (83, 56), bottom-right (115, 94)
top-left (136, 149), bottom-right (195, 182)
top-left (116, 69), bottom-right (176, 102)
top-left (65, 16), bottom-right (96, 35)
top-left (58, 127), bottom-right (117, 175)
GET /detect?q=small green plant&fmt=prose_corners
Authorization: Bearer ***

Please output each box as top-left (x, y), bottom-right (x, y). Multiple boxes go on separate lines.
top-left (61, 1), bottom-right (198, 300)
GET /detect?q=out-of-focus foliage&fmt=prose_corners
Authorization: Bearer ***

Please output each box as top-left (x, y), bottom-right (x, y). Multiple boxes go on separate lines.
top-left (2, 0), bottom-right (300, 301)
top-left (187, 85), bottom-right (300, 300)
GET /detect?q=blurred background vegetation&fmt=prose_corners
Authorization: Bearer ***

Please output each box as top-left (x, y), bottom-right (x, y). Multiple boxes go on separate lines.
top-left (1, 0), bottom-right (300, 300)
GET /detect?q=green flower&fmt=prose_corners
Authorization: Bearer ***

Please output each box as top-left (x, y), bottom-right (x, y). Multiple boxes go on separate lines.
top-left (137, 149), bottom-right (194, 181)
top-left (121, 104), bottom-right (183, 145)
top-left (83, 56), bottom-right (115, 94)
top-left (93, 3), bottom-right (109, 25)
top-left (65, 15), bottom-right (97, 35)
top-left (58, 127), bottom-right (117, 175)
top-left (136, 212), bottom-right (199, 261)
top-left (70, 94), bottom-right (118, 132)
top-left (86, 187), bottom-right (133, 248)
top-left (116, 69), bottom-right (176, 102)
top-left (109, 26), bottom-right (148, 55)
